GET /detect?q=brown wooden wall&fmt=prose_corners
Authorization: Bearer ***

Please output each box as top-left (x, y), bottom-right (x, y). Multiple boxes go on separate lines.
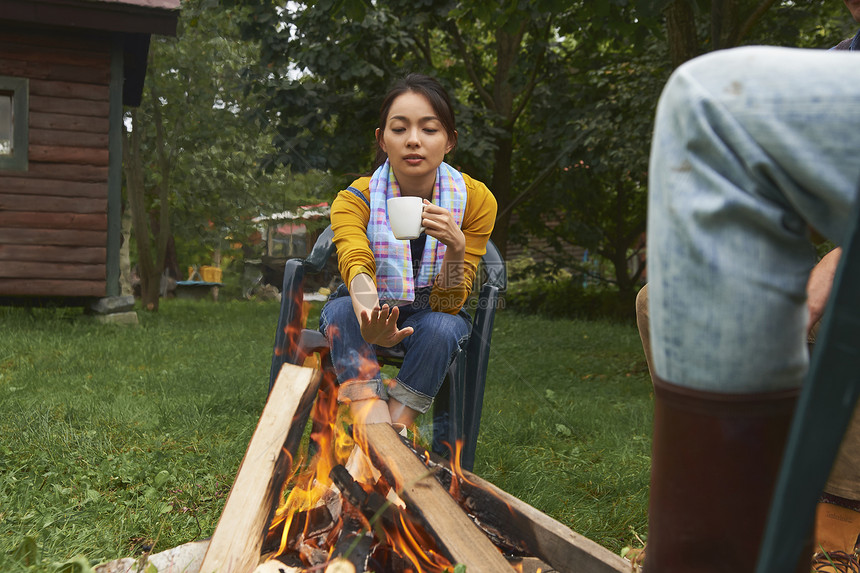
top-left (0, 24), bottom-right (111, 298)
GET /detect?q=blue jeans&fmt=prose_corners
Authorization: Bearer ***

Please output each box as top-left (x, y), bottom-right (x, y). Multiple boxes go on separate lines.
top-left (319, 285), bottom-right (471, 413)
top-left (648, 46), bottom-right (860, 393)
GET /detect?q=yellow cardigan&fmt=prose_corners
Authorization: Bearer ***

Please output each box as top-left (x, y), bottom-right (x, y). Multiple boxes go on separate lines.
top-left (330, 173), bottom-right (497, 314)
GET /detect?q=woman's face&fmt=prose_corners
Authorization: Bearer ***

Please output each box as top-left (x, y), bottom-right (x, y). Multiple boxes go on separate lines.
top-left (376, 91), bottom-right (454, 194)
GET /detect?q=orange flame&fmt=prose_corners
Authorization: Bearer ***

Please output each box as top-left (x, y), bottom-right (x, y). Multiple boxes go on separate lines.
top-left (436, 439), bottom-right (479, 501)
top-left (376, 511), bottom-right (453, 573)
top-left (267, 368), bottom-right (353, 556)
top-left (269, 320), bottom-right (466, 571)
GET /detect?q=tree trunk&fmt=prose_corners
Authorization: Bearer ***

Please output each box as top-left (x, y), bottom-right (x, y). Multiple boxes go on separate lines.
top-left (150, 80), bottom-right (172, 295)
top-left (123, 109), bottom-right (162, 311)
top-left (486, 26), bottom-right (524, 259)
top-left (490, 132), bottom-right (514, 259)
top-left (119, 204), bottom-right (133, 296)
top-left (665, 0), bottom-right (699, 68)
top-left (711, 0), bottom-right (741, 51)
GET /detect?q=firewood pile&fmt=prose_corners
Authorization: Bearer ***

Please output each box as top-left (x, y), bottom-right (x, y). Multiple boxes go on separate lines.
top-left (98, 364), bottom-right (633, 573)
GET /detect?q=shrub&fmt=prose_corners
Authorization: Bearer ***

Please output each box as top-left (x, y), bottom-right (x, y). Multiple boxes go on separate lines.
top-left (505, 277), bottom-right (636, 323)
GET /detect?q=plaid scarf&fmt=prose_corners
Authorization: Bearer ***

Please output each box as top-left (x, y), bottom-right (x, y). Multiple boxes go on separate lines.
top-left (367, 160), bottom-right (467, 304)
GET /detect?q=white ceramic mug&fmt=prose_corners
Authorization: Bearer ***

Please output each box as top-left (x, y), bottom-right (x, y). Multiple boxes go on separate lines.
top-left (386, 196), bottom-right (426, 240)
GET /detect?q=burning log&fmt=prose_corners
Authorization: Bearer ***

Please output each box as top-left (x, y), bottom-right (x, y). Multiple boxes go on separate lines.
top-left (329, 462), bottom-right (455, 572)
top-left (200, 363), bottom-right (321, 573)
top-left (406, 441), bottom-right (630, 573)
top-left (358, 423), bottom-right (516, 572)
top-left (330, 517), bottom-right (372, 567)
top-left (329, 464), bottom-right (399, 531)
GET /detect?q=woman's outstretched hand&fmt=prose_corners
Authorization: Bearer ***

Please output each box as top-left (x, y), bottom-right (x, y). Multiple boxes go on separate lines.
top-left (359, 303), bottom-right (413, 347)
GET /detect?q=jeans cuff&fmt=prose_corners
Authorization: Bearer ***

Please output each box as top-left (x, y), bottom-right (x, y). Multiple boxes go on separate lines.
top-left (387, 378), bottom-right (434, 413)
top-left (337, 378), bottom-right (388, 403)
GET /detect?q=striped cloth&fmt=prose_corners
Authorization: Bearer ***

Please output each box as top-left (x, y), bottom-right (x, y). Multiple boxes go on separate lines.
top-left (367, 160), bottom-right (467, 304)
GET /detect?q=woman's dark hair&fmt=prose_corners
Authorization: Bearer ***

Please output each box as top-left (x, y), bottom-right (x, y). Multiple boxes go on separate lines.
top-left (373, 73), bottom-right (457, 169)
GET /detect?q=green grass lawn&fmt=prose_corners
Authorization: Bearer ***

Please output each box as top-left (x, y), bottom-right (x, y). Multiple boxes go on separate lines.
top-left (0, 299), bottom-right (652, 571)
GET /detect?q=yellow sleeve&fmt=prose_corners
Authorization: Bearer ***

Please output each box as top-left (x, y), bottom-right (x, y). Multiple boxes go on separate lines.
top-left (330, 178), bottom-right (375, 289)
top-left (430, 174), bottom-right (498, 314)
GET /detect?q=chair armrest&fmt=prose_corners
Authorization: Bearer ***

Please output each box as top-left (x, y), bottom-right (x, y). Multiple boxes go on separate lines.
top-left (269, 258), bottom-right (306, 391)
top-left (303, 226), bottom-right (336, 274)
top-left (481, 239), bottom-right (507, 292)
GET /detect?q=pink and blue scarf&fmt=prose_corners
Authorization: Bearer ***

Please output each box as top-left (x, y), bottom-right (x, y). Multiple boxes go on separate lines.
top-left (367, 160), bottom-right (467, 304)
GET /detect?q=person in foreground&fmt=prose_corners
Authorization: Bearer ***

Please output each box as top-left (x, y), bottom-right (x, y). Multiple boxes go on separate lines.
top-left (645, 45), bottom-right (860, 572)
top-left (638, 7), bottom-right (860, 569)
top-left (320, 74), bottom-right (496, 431)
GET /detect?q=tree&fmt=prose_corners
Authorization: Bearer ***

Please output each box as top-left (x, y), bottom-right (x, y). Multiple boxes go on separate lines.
top-left (124, 0), bottom-right (327, 310)
top-left (222, 0), bottom-right (851, 313)
top-left (502, 0), bottom-right (850, 308)
top-left (221, 0), bottom-right (660, 258)
top-left (642, 0), bottom-right (853, 68)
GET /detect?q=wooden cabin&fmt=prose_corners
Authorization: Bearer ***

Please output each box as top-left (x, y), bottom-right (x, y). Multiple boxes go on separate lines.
top-left (0, 0), bottom-right (179, 306)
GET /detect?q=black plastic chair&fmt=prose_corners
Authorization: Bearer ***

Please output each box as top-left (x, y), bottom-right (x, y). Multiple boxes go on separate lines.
top-left (269, 225), bottom-right (506, 471)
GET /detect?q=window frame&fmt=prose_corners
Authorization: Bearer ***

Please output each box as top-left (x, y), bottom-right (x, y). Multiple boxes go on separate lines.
top-left (0, 76), bottom-right (29, 172)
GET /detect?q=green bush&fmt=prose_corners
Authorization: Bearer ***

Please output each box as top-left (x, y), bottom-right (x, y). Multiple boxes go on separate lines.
top-left (505, 277), bottom-right (637, 322)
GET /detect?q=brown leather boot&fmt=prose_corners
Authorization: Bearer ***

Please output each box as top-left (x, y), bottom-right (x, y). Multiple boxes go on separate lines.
top-left (812, 499), bottom-right (860, 572)
top-left (645, 376), bottom-right (813, 573)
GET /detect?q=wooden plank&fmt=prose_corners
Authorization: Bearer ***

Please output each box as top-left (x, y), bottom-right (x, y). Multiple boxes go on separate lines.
top-left (200, 363), bottom-right (322, 573)
top-left (360, 423), bottom-right (514, 572)
top-left (0, 261), bottom-right (105, 280)
top-left (0, 177), bottom-right (107, 198)
top-left (0, 26), bottom-right (112, 54)
top-left (29, 145), bottom-right (110, 166)
top-left (418, 450), bottom-right (631, 573)
top-left (30, 78), bottom-right (111, 101)
top-left (6, 162), bottom-right (109, 183)
top-left (0, 278), bottom-right (105, 297)
top-left (0, 245), bottom-right (105, 264)
top-left (0, 57), bottom-right (110, 84)
top-left (30, 95), bottom-right (111, 118)
top-left (0, 193), bottom-right (106, 213)
top-left (0, 228), bottom-right (106, 247)
top-left (0, 211), bottom-right (107, 231)
top-left (31, 111), bottom-right (110, 134)
top-left (0, 39), bottom-right (111, 69)
top-left (30, 128), bottom-right (109, 149)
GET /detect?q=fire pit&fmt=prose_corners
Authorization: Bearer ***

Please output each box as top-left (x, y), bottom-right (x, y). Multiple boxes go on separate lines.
top-left (98, 364), bottom-right (632, 573)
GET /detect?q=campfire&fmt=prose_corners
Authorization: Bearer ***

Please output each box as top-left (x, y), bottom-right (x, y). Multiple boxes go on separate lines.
top-left (89, 361), bottom-right (633, 573)
top-left (186, 363), bottom-right (631, 573)
top-left (97, 363), bottom-right (632, 573)
top-left (257, 364), bottom-right (488, 573)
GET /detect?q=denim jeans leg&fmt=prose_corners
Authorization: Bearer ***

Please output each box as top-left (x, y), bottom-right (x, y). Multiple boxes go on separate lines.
top-left (648, 46), bottom-right (860, 394)
top-left (387, 309), bottom-right (471, 413)
top-left (319, 294), bottom-right (386, 402)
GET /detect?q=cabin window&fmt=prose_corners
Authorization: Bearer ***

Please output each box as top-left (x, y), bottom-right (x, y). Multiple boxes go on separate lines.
top-left (0, 77), bottom-right (28, 171)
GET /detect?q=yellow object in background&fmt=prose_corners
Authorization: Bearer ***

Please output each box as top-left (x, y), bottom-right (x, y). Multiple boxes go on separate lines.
top-left (199, 266), bottom-right (222, 283)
